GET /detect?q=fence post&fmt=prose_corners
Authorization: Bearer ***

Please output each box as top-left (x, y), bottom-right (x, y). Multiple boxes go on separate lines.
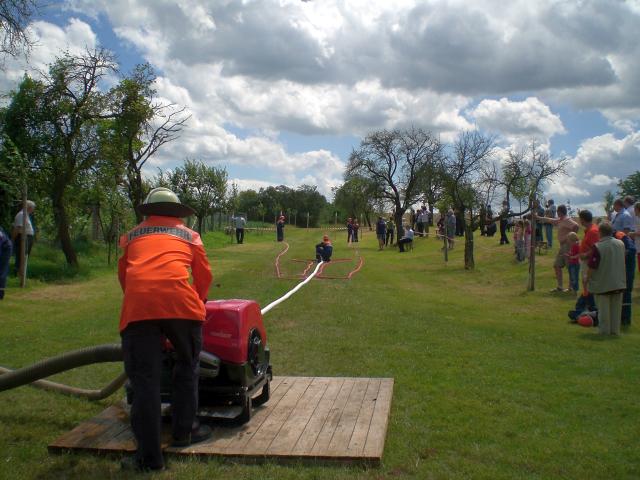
top-left (307, 212), bottom-right (310, 228)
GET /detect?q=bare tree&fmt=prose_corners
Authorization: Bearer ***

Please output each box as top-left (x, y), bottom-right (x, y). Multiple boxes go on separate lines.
top-left (347, 127), bottom-right (444, 241)
top-left (443, 131), bottom-right (496, 269)
top-left (109, 64), bottom-right (190, 222)
top-left (0, 0), bottom-right (39, 64)
top-left (523, 141), bottom-right (567, 290)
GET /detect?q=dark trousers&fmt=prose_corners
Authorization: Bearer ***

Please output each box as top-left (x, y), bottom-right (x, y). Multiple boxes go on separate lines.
top-left (398, 238), bottom-right (412, 252)
top-left (0, 241), bottom-right (11, 300)
top-left (499, 220), bottom-right (509, 244)
top-left (277, 227), bottom-right (284, 242)
top-left (417, 222), bottom-right (424, 235)
top-left (121, 319), bottom-right (202, 469)
top-left (13, 234), bottom-right (33, 275)
top-left (622, 251), bottom-right (636, 325)
top-left (235, 228), bottom-right (244, 244)
top-left (385, 230), bottom-right (394, 245)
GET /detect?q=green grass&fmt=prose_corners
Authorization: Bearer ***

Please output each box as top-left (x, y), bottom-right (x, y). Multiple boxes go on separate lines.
top-left (0, 227), bottom-right (639, 479)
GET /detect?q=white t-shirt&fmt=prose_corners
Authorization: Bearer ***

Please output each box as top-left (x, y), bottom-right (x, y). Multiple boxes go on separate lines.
top-left (13, 210), bottom-right (34, 235)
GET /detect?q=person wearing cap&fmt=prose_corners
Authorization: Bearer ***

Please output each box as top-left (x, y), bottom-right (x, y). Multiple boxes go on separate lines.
top-left (315, 235), bottom-right (333, 262)
top-left (276, 215), bottom-right (285, 242)
top-left (118, 187), bottom-right (212, 472)
top-left (11, 200), bottom-right (35, 276)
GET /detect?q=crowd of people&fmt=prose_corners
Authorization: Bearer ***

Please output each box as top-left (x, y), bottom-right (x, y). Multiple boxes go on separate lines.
top-left (506, 196), bottom-right (638, 336)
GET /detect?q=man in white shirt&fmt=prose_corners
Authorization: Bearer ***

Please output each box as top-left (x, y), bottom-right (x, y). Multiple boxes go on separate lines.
top-left (398, 225), bottom-right (414, 252)
top-left (233, 215), bottom-right (246, 244)
top-left (611, 198), bottom-right (633, 234)
top-left (12, 200), bottom-right (36, 276)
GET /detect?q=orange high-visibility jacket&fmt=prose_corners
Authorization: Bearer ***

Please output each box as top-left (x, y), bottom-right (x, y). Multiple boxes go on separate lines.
top-left (117, 216), bottom-right (212, 332)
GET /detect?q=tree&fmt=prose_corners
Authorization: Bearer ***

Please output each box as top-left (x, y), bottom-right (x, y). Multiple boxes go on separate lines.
top-left (108, 64), bottom-right (190, 222)
top-left (618, 171), bottom-right (640, 199)
top-left (443, 131), bottom-right (496, 269)
top-left (333, 176), bottom-right (379, 227)
top-left (156, 159), bottom-right (227, 233)
top-left (347, 127), bottom-right (444, 241)
top-left (603, 190), bottom-right (615, 217)
top-left (416, 157), bottom-right (446, 225)
top-left (2, 49), bottom-right (118, 267)
top-left (0, 0), bottom-right (39, 63)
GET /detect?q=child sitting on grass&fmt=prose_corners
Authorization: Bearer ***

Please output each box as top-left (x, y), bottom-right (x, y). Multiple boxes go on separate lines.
top-left (566, 231), bottom-right (580, 292)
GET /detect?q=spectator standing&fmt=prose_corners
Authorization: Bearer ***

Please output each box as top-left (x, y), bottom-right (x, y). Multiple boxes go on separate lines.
top-left (352, 220), bottom-right (360, 242)
top-left (0, 227), bottom-right (11, 300)
top-left (587, 222), bottom-right (626, 335)
top-left (514, 220), bottom-right (525, 262)
top-left (534, 200), bottom-right (545, 243)
top-left (524, 220), bottom-right (532, 259)
top-left (376, 216), bottom-right (386, 250)
top-left (577, 210), bottom-right (599, 304)
top-left (630, 202), bottom-right (640, 276)
top-left (445, 209), bottom-right (456, 250)
top-left (11, 200), bottom-right (36, 276)
top-left (566, 231), bottom-right (580, 292)
top-left (544, 199), bottom-right (557, 248)
top-left (614, 230), bottom-right (636, 326)
top-left (416, 207), bottom-right (425, 236)
top-left (611, 198), bottom-right (633, 234)
top-left (385, 218), bottom-right (395, 246)
top-left (233, 215), bottom-right (246, 244)
top-left (346, 218), bottom-right (353, 243)
top-left (398, 224), bottom-right (414, 252)
top-left (276, 215), bottom-right (285, 242)
top-left (536, 204), bottom-right (579, 292)
top-left (499, 201), bottom-right (510, 245)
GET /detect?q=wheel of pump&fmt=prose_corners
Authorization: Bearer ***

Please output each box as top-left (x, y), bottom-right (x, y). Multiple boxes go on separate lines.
top-left (253, 377), bottom-right (270, 406)
top-left (236, 394), bottom-right (252, 424)
top-left (247, 328), bottom-right (267, 377)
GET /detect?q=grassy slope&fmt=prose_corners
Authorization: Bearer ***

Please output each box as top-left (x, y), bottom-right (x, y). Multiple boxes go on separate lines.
top-left (0, 228), bottom-right (638, 479)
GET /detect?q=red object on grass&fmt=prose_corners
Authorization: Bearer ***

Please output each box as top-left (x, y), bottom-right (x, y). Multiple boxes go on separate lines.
top-left (203, 299), bottom-right (266, 364)
top-left (577, 314), bottom-right (594, 327)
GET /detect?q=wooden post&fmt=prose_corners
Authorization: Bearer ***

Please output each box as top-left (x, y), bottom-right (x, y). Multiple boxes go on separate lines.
top-left (306, 212), bottom-right (309, 229)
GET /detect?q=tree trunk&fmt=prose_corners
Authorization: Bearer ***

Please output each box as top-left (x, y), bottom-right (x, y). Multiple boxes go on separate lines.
top-left (129, 169), bottom-right (145, 223)
top-left (394, 208), bottom-right (404, 243)
top-left (52, 189), bottom-right (79, 268)
top-left (197, 215), bottom-right (204, 234)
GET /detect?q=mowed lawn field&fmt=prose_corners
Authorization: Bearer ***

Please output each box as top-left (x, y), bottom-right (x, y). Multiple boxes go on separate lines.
top-left (1, 227), bottom-right (639, 479)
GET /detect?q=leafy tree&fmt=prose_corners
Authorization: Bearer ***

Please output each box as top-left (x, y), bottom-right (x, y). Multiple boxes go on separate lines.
top-left (603, 190), bottom-right (615, 216)
top-left (333, 176), bottom-right (379, 227)
top-left (156, 159), bottom-right (227, 233)
top-left (618, 171), bottom-right (640, 200)
top-left (347, 127), bottom-right (444, 241)
top-left (2, 49), bottom-right (118, 267)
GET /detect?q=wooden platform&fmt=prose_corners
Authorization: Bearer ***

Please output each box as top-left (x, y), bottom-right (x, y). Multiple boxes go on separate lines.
top-left (49, 376), bottom-right (394, 464)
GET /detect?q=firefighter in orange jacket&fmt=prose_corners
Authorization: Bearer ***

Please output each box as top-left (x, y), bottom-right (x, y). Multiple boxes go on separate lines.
top-left (118, 187), bottom-right (212, 472)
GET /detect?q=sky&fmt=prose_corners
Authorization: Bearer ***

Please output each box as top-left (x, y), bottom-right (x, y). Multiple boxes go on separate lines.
top-left (1, 0), bottom-right (639, 214)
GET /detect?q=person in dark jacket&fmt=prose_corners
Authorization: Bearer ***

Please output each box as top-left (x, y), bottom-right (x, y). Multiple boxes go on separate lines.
top-left (0, 227), bottom-right (12, 300)
top-left (276, 215), bottom-right (285, 242)
top-left (376, 216), bottom-right (386, 250)
top-left (614, 230), bottom-right (636, 326)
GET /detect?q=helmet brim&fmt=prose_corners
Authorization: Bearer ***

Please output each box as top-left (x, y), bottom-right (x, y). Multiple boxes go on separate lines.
top-left (137, 202), bottom-right (195, 218)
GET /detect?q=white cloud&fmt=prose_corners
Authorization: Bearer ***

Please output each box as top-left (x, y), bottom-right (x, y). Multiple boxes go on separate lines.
top-left (470, 97), bottom-right (566, 144)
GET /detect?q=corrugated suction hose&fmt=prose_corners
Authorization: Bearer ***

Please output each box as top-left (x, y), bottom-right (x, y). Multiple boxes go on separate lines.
top-left (0, 344), bottom-right (125, 401)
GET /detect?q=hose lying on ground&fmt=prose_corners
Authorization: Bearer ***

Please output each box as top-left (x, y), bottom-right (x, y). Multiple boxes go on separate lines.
top-left (0, 344), bottom-right (124, 400)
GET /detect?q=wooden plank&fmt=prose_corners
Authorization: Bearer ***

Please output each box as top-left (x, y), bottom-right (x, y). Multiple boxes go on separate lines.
top-left (326, 378), bottom-right (370, 455)
top-left (240, 376), bottom-right (313, 455)
top-left (266, 377), bottom-right (331, 455)
top-left (309, 378), bottom-right (357, 455)
top-left (346, 378), bottom-right (381, 455)
top-left (362, 378), bottom-right (394, 459)
top-left (49, 376), bottom-right (395, 464)
top-left (291, 377), bottom-right (345, 455)
top-left (220, 376), bottom-right (296, 453)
